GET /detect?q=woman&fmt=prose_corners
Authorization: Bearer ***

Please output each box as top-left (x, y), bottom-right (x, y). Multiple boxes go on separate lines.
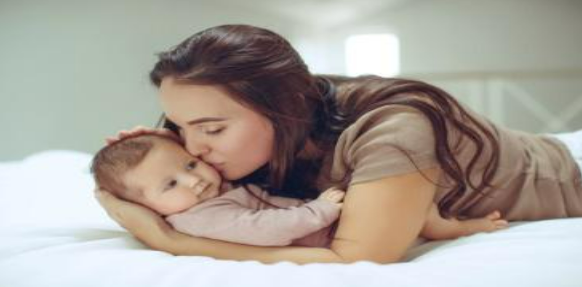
top-left (96, 24), bottom-right (582, 264)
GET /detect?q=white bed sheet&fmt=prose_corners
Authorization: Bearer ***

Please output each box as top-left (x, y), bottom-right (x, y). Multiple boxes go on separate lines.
top-left (0, 150), bottom-right (581, 287)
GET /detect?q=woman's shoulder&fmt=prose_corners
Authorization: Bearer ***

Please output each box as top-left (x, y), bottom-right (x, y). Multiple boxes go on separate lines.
top-left (325, 104), bottom-right (439, 186)
top-left (339, 104), bottom-right (435, 149)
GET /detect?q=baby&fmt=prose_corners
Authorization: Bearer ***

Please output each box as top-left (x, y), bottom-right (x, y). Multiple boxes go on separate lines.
top-left (91, 134), bottom-right (508, 247)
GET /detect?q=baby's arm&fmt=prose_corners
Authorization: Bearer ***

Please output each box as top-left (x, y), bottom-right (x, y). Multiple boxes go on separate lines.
top-left (168, 187), bottom-right (345, 246)
top-left (420, 203), bottom-right (509, 240)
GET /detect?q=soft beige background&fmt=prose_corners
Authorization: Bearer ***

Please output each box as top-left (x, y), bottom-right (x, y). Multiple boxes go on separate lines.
top-left (1, 0), bottom-right (581, 160)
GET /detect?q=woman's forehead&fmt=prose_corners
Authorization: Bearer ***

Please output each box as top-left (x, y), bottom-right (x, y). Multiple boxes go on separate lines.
top-left (159, 79), bottom-right (237, 122)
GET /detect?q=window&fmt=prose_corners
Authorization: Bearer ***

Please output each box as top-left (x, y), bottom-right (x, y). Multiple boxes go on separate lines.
top-left (345, 34), bottom-right (400, 77)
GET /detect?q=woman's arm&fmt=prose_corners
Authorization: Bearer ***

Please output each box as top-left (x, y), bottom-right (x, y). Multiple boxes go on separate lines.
top-left (168, 231), bottom-right (345, 264)
top-left (330, 168), bottom-right (439, 263)
top-left (95, 167), bottom-right (438, 264)
top-left (95, 190), bottom-right (344, 264)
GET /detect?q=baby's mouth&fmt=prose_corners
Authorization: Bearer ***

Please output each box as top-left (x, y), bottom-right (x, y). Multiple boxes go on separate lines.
top-left (194, 181), bottom-right (210, 195)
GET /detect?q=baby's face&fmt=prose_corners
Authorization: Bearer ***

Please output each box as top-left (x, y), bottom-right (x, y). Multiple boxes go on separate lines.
top-left (122, 140), bottom-right (223, 216)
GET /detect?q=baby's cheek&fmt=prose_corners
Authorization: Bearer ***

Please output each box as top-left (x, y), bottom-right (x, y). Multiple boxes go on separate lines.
top-left (158, 192), bottom-right (198, 215)
top-left (179, 192), bottom-right (202, 208)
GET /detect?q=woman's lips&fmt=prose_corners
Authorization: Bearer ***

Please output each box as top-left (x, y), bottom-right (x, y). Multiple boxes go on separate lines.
top-left (210, 163), bottom-right (224, 171)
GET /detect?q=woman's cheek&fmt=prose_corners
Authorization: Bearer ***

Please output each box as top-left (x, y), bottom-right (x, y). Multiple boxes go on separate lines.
top-left (224, 126), bottom-right (270, 176)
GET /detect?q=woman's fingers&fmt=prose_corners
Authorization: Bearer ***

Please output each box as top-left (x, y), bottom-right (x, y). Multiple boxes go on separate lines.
top-left (93, 188), bottom-right (175, 249)
top-left (94, 189), bottom-right (126, 221)
top-left (94, 188), bottom-right (118, 207)
top-left (105, 136), bottom-right (117, 144)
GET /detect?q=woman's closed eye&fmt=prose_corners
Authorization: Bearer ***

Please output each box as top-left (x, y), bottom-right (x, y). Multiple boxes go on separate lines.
top-left (201, 126), bottom-right (224, 135)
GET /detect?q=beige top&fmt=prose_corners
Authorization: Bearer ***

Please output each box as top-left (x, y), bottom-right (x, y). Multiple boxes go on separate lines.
top-left (316, 94), bottom-right (582, 221)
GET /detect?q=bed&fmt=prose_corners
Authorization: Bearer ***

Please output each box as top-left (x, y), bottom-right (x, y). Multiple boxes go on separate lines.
top-left (1, 150), bottom-right (581, 287)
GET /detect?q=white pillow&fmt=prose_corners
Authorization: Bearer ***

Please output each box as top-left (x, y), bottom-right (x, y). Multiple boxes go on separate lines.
top-left (0, 150), bottom-right (119, 229)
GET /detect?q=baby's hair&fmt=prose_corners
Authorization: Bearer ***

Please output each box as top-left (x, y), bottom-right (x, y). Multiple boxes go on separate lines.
top-left (90, 134), bottom-right (179, 200)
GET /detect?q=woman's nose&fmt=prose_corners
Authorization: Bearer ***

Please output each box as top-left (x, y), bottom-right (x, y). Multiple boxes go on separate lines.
top-left (185, 140), bottom-right (211, 157)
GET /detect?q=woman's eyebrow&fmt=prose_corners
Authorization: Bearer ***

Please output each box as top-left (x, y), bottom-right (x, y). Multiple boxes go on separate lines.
top-left (187, 117), bottom-right (228, 126)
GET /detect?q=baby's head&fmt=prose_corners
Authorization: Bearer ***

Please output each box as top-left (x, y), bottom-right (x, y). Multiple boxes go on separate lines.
top-left (91, 134), bottom-right (223, 216)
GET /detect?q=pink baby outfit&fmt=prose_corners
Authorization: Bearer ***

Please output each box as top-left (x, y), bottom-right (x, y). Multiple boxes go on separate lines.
top-left (165, 185), bottom-right (340, 247)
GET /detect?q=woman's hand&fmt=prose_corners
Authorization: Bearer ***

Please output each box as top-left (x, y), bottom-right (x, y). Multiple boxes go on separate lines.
top-left (94, 188), bottom-right (176, 250)
top-left (105, 125), bottom-right (182, 145)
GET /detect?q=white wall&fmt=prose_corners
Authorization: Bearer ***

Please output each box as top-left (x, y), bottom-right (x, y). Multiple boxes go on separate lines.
top-left (300, 0), bottom-right (582, 74)
top-left (0, 0), bottom-right (296, 160)
top-left (2, 0), bottom-right (581, 160)
top-left (294, 0), bottom-right (582, 133)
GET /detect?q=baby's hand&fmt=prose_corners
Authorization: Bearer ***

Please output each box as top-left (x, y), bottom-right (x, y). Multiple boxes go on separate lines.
top-left (318, 187), bottom-right (345, 204)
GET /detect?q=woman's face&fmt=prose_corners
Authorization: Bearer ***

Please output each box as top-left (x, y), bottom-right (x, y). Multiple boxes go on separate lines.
top-left (159, 77), bottom-right (275, 180)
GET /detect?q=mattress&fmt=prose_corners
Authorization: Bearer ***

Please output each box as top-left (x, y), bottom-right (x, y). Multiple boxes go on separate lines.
top-left (0, 150), bottom-right (581, 287)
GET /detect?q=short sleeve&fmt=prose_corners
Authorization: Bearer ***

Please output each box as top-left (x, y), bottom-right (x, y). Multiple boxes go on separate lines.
top-left (331, 105), bottom-right (439, 185)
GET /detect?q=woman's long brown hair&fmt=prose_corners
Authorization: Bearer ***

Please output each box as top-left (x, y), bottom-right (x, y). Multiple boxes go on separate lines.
top-left (149, 24), bottom-right (500, 218)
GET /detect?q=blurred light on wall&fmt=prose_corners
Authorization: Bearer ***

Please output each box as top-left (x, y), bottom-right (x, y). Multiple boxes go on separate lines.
top-left (345, 34), bottom-right (400, 77)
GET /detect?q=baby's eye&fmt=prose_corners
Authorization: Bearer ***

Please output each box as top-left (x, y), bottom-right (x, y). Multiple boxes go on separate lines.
top-left (186, 160), bottom-right (197, 170)
top-left (164, 180), bottom-right (177, 191)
